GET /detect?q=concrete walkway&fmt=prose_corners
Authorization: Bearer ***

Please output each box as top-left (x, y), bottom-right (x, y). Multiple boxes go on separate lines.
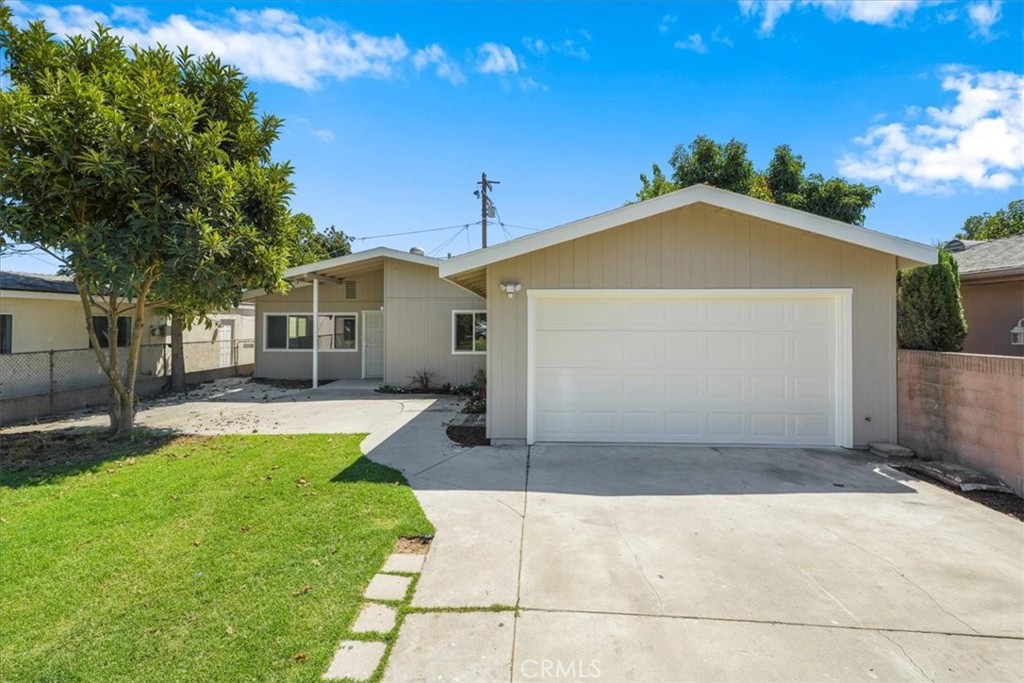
top-left (4, 377), bottom-right (433, 436)
top-left (364, 407), bottom-right (1024, 682)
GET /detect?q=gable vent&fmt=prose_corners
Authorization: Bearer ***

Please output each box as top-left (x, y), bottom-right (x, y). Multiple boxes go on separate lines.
top-left (345, 280), bottom-right (357, 299)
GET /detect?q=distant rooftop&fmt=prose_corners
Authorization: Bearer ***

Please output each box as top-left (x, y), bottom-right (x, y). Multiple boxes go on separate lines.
top-left (0, 271), bottom-right (78, 295)
top-left (947, 235), bottom-right (1024, 275)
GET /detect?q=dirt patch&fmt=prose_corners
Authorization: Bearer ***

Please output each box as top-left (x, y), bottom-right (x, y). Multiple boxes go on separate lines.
top-left (395, 536), bottom-right (433, 554)
top-left (446, 425), bottom-right (489, 447)
top-left (894, 466), bottom-right (1023, 522)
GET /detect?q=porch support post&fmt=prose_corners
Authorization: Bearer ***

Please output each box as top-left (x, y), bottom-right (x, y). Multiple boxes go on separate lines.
top-left (312, 276), bottom-right (319, 389)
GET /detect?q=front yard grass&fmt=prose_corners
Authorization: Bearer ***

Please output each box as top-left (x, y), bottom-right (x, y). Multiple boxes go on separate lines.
top-left (0, 431), bottom-right (433, 682)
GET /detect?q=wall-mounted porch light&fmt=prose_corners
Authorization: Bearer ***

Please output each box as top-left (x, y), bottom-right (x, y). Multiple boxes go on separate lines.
top-left (1011, 318), bottom-right (1024, 346)
top-left (500, 281), bottom-right (522, 299)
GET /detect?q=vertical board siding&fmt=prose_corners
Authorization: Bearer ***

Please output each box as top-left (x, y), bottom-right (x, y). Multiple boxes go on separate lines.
top-left (253, 270), bottom-right (383, 380)
top-left (383, 260), bottom-right (486, 388)
top-left (486, 203), bottom-right (899, 446)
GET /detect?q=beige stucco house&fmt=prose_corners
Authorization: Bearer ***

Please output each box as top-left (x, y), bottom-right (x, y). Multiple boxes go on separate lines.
top-left (947, 236), bottom-right (1024, 357)
top-left (440, 184), bottom-right (935, 448)
top-left (246, 247), bottom-right (486, 387)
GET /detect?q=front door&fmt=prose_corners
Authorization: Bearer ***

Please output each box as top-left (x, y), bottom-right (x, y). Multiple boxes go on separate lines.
top-left (218, 321), bottom-right (234, 367)
top-left (362, 310), bottom-right (385, 378)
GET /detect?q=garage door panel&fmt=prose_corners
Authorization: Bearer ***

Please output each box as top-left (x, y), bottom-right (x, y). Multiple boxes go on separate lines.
top-left (532, 292), bottom-right (842, 446)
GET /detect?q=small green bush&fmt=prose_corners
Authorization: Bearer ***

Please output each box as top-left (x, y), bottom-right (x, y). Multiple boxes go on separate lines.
top-left (897, 247), bottom-right (967, 351)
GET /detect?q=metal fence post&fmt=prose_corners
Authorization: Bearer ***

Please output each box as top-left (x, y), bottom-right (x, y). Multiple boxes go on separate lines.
top-left (48, 349), bottom-right (55, 413)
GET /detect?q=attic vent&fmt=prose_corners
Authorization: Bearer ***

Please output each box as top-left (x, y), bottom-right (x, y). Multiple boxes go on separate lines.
top-left (345, 280), bottom-right (357, 299)
top-left (945, 239), bottom-right (967, 252)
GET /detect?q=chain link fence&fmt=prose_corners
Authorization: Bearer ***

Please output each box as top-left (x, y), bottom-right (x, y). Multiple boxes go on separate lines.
top-left (0, 339), bottom-right (255, 400)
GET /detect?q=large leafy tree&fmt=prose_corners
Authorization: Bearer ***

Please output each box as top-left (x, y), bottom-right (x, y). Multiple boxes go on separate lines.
top-left (637, 136), bottom-right (880, 225)
top-left (897, 248), bottom-right (967, 352)
top-left (956, 199), bottom-right (1024, 240)
top-left (289, 212), bottom-right (352, 266)
top-left (0, 10), bottom-right (297, 432)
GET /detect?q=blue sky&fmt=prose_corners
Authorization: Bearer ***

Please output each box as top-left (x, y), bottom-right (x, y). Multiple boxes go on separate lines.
top-left (3, 0), bottom-right (1022, 274)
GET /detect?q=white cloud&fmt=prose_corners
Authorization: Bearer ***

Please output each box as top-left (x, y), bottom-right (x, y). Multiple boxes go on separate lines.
top-left (412, 44), bottom-right (465, 85)
top-left (310, 128), bottom-right (334, 142)
top-left (10, 2), bottom-right (412, 90)
top-left (967, 1), bottom-right (1002, 40)
top-left (739, 0), bottom-right (794, 36)
top-left (522, 34), bottom-right (589, 60)
top-left (711, 26), bottom-right (734, 47)
top-left (523, 37), bottom-right (548, 54)
top-left (476, 42), bottom-right (519, 74)
top-left (659, 15), bottom-right (677, 33)
top-left (674, 34), bottom-right (708, 54)
top-left (838, 67), bottom-right (1024, 193)
top-left (739, 1), bottom-right (936, 36)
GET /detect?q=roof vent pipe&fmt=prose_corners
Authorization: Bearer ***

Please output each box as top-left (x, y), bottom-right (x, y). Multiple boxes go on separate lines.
top-left (409, 246), bottom-right (425, 256)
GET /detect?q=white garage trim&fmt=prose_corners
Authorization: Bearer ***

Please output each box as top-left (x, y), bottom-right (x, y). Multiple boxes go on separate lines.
top-left (526, 289), bottom-right (854, 448)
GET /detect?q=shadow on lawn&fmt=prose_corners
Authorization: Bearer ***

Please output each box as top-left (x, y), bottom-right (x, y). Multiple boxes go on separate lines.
top-left (332, 455), bottom-right (411, 486)
top-left (0, 428), bottom-right (182, 488)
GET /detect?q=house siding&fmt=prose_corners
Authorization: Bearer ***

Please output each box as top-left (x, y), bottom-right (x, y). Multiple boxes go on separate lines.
top-left (485, 203), bottom-right (898, 447)
top-left (383, 260), bottom-right (485, 387)
top-left (253, 270), bottom-right (384, 380)
top-left (0, 296), bottom-right (164, 353)
top-left (960, 280), bottom-right (1024, 357)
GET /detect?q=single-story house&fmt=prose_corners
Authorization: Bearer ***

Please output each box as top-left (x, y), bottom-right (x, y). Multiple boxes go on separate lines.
top-left (0, 271), bottom-right (254, 355)
top-left (244, 247), bottom-right (486, 387)
top-left (946, 236), bottom-right (1024, 357)
top-left (439, 184), bottom-right (935, 448)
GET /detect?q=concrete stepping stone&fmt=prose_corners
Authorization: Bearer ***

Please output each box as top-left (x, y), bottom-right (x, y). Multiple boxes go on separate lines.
top-left (869, 442), bottom-right (915, 458)
top-left (352, 602), bottom-right (398, 634)
top-left (903, 460), bottom-right (1013, 493)
top-left (382, 553), bottom-right (426, 573)
top-left (323, 640), bottom-right (385, 681)
top-left (364, 573), bottom-right (412, 601)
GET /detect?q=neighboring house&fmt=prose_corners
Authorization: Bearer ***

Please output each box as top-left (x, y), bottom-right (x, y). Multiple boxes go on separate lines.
top-left (0, 271), bottom-right (255, 354)
top-left (439, 184), bottom-right (935, 448)
top-left (0, 271), bottom-right (165, 353)
top-left (946, 236), bottom-right (1024, 357)
top-left (245, 247), bottom-right (486, 387)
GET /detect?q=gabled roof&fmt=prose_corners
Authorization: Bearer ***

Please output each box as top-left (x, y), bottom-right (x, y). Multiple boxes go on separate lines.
top-left (439, 185), bottom-right (936, 294)
top-left (283, 246), bottom-right (441, 281)
top-left (242, 246), bottom-right (446, 299)
top-left (948, 235), bottom-right (1024, 279)
top-left (0, 271), bottom-right (78, 295)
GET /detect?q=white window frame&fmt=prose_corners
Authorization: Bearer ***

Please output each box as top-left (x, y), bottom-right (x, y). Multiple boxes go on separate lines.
top-left (452, 309), bottom-right (487, 355)
top-left (263, 312), bottom-right (359, 352)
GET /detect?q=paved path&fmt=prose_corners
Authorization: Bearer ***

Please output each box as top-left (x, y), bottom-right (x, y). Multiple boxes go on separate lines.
top-left (4, 377), bottom-right (435, 437)
top-left (365, 408), bottom-right (1024, 682)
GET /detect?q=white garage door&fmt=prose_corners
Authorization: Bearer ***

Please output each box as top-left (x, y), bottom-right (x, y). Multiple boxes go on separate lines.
top-left (529, 290), bottom-right (851, 446)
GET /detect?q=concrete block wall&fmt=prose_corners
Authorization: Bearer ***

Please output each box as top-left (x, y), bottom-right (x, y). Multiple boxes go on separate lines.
top-left (898, 350), bottom-right (1024, 496)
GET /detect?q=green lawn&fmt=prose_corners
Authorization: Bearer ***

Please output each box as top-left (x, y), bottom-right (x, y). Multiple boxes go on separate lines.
top-left (0, 432), bottom-right (433, 682)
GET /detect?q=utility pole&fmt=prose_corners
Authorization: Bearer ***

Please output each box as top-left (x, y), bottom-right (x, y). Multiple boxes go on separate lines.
top-left (475, 172), bottom-right (499, 248)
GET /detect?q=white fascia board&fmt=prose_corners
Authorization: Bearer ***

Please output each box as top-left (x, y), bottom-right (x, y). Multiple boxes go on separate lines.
top-left (285, 246), bottom-right (441, 280)
top-left (440, 184), bottom-right (936, 277)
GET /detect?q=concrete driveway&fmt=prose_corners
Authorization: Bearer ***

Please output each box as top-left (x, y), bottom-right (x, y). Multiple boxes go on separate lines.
top-left (367, 414), bottom-right (1024, 682)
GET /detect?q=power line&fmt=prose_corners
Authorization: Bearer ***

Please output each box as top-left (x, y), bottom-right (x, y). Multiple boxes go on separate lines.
top-left (351, 221), bottom-right (480, 241)
top-left (428, 225), bottom-right (469, 256)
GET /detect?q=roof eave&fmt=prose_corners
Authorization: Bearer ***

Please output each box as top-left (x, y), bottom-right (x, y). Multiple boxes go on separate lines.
top-left (439, 185), bottom-right (937, 278)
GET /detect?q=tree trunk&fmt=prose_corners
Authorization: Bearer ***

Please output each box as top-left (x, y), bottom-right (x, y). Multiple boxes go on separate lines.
top-left (170, 314), bottom-right (186, 392)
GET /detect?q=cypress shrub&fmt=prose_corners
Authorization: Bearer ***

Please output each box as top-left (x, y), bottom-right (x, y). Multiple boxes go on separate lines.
top-left (897, 247), bottom-right (968, 351)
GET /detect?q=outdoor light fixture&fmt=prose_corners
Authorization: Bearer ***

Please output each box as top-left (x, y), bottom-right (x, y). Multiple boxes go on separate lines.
top-left (1011, 318), bottom-right (1024, 346)
top-left (500, 281), bottom-right (522, 299)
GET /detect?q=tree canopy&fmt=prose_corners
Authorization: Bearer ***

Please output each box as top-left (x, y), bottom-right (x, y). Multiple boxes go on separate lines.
top-left (289, 213), bottom-right (352, 266)
top-left (637, 136), bottom-right (881, 225)
top-left (0, 9), bottom-right (297, 432)
top-left (955, 199), bottom-right (1024, 241)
